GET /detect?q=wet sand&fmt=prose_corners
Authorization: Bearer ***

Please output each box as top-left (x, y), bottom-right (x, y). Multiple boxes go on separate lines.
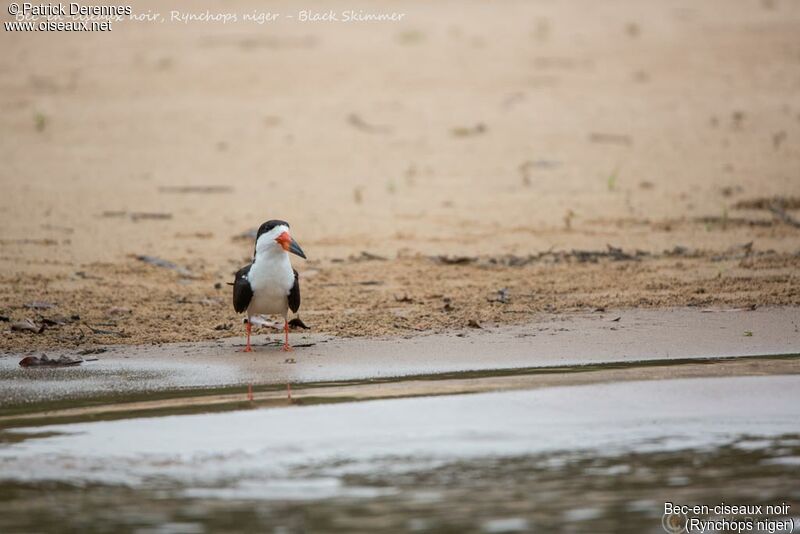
top-left (1, 307), bottom-right (798, 424)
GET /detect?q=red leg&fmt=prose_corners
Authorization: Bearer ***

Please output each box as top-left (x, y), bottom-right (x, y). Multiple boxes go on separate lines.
top-left (242, 321), bottom-right (253, 352)
top-left (282, 319), bottom-right (292, 352)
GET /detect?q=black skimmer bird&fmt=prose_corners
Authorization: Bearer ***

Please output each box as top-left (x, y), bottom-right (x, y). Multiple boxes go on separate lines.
top-left (232, 220), bottom-right (306, 352)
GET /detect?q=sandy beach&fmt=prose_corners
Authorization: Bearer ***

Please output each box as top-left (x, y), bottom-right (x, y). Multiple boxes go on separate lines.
top-left (1, 0), bottom-right (799, 352)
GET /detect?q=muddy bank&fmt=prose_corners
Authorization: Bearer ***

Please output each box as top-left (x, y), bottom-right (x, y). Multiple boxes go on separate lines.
top-left (1, 307), bottom-right (798, 415)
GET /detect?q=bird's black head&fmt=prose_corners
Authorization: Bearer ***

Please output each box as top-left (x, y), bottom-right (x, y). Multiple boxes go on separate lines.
top-left (256, 220), bottom-right (290, 240)
top-left (253, 219), bottom-right (307, 260)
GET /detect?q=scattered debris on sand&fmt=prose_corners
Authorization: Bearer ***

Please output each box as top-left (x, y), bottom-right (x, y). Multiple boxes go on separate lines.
top-left (19, 354), bottom-right (84, 367)
top-left (347, 113), bottom-right (392, 134)
top-left (769, 206), bottom-right (800, 228)
top-left (436, 255), bottom-right (478, 265)
top-left (24, 301), bottom-right (55, 310)
top-left (518, 159), bottom-right (560, 186)
top-left (11, 318), bottom-right (44, 334)
top-left (135, 255), bottom-right (193, 277)
top-left (433, 245), bottom-right (648, 267)
top-left (588, 132), bottom-right (632, 146)
top-left (232, 228), bottom-right (259, 241)
top-left (451, 123), bottom-right (487, 137)
top-left (77, 347), bottom-right (107, 355)
top-left (158, 185), bottom-right (233, 194)
top-left (443, 297), bottom-right (454, 312)
top-left (350, 251), bottom-right (388, 262)
top-left (0, 238), bottom-right (58, 246)
top-left (102, 211), bottom-right (173, 222)
top-left (130, 212), bottom-right (173, 222)
top-left (733, 196), bottom-right (800, 211)
top-left (288, 318), bottom-right (310, 330)
top-left (430, 242), bottom-right (777, 269)
top-left (40, 316), bottom-right (69, 327)
top-left (84, 324), bottom-right (128, 337)
top-left (489, 288), bottom-right (509, 304)
top-left (75, 271), bottom-right (102, 280)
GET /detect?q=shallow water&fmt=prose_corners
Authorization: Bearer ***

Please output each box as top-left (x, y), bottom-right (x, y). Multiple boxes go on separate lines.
top-left (1, 375), bottom-right (799, 533)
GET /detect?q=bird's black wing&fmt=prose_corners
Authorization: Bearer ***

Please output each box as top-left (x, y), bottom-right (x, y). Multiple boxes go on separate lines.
top-left (288, 269), bottom-right (301, 313)
top-left (232, 264), bottom-right (253, 313)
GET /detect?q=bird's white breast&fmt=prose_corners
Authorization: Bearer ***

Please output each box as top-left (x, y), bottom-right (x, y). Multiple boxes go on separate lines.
top-left (246, 251), bottom-right (294, 317)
